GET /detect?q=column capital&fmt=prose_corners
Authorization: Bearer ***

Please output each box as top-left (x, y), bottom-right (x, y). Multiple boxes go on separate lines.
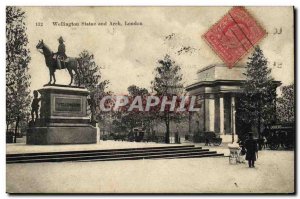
top-left (205, 93), bottom-right (215, 99)
top-left (198, 93), bottom-right (205, 99)
top-left (215, 93), bottom-right (224, 98)
top-left (231, 93), bottom-right (237, 98)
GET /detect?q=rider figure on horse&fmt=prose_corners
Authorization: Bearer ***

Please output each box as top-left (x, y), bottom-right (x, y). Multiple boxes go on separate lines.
top-left (55, 36), bottom-right (67, 69)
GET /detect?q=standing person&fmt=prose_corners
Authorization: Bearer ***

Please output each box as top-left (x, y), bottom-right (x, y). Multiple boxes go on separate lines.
top-left (31, 90), bottom-right (41, 123)
top-left (245, 132), bottom-right (258, 168)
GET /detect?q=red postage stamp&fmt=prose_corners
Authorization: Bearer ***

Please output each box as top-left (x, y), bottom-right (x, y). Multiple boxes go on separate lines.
top-left (203, 6), bottom-right (266, 68)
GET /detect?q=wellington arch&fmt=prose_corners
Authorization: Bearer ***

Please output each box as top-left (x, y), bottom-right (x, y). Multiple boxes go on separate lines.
top-left (186, 64), bottom-right (281, 142)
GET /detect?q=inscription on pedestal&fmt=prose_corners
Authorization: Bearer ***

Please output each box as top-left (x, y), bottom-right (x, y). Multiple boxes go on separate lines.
top-left (50, 94), bottom-right (86, 117)
top-left (55, 97), bottom-right (82, 112)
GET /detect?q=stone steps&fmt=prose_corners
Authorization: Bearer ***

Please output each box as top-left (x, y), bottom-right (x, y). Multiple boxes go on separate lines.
top-left (7, 145), bottom-right (224, 164)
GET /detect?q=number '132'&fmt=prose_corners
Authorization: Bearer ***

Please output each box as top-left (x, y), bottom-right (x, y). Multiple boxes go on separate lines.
top-left (36, 22), bottom-right (43, 26)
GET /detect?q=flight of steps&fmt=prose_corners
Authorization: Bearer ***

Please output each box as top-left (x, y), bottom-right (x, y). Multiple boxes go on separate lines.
top-left (6, 145), bottom-right (223, 164)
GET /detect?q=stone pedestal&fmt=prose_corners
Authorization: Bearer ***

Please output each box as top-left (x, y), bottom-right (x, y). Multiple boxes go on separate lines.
top-left (27, 85), bottom-right (97, 145)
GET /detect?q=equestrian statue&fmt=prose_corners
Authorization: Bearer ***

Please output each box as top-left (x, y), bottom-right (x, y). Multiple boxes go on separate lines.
top-left (36, 37), bottom-right (81, 86)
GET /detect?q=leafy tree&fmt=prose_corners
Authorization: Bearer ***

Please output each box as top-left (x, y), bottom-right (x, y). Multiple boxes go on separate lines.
top-left (93, 82), bottom-right (113, 134)
top-left (74, 50), bottom-right (110, 124)
top-left (151, 54), bottom-right (184, 143)
top-left (6, 7), bottom-right (30, 74)
top-left (6, 6), bottom-right (31, 142)
top-left (111, 119), bottom-right (127, 133)
top-left (237, 46), bottom-right (277, 138)
top-left (127, 85), bottom-right (149, 97)
top-left (123, 85), bottom-right (150, 133)
top-left (276, 84), bottom-right (294, 123)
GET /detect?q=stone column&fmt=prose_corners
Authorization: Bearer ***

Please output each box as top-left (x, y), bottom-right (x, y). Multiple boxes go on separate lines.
top-left (231, 95), bottom-right (236, 135)
top-left (220, 94), bottom-right (224, 135)
top-left (207, 94), bottom-right (215, 132)
top-left (96, 122), bottom-right (101, 144)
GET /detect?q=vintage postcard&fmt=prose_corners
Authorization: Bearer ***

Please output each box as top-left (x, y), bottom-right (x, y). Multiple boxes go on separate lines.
top-left (6, 6), bottom-right (295, 194)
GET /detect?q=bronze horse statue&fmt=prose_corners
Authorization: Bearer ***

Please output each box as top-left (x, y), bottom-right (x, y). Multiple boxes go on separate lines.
top-left (36, 40), bottom-right (80, 86)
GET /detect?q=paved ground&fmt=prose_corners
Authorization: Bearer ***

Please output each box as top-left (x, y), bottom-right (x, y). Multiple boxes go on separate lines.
top-left (6, 149), bottom-right (294, 193)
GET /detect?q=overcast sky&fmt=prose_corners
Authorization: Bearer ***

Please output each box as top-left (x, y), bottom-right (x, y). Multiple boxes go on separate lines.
top-left (22, 6), bottom-right (294, 94)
